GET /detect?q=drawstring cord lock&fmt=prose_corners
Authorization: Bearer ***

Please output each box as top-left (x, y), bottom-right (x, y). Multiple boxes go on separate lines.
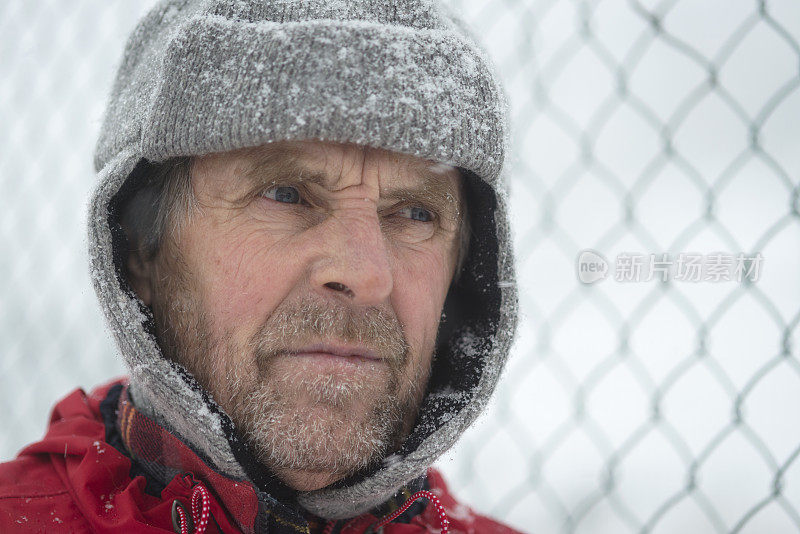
top-left (172, 476), bottom-right (212, 534)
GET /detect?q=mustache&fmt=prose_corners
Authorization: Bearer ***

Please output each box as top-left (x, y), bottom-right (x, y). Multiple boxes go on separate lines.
top-left (250, 296), bottom-right (409, 367)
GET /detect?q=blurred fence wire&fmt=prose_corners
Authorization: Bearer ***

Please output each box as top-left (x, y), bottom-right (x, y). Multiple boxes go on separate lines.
top-left (1, 1), bottom-right (799, 533)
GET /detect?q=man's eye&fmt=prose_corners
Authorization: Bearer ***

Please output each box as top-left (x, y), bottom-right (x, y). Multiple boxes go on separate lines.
top-left (397, 206), bottom-right (434, 222)
top-left (262, 185), bottom-right (301, 204)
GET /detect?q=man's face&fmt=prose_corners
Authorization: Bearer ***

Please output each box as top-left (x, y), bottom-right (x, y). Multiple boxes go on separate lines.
top-left (128, 140), bottom-right (463, 490)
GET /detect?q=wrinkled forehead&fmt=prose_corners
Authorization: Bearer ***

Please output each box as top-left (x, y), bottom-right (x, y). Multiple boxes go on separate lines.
top-left (200, 140), bottom-right (463, 202)
top-left (292, 140), bottom-right (461, 190)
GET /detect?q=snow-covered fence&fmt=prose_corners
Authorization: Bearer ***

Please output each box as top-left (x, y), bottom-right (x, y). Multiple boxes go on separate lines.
top-left (1, 1), bottom-right (799, 532)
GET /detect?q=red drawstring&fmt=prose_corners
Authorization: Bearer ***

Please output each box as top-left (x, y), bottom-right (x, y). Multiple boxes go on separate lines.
top-left (175, 482), bottom-right (212, 534)
top-left (177, 484), bottom-right (449, 534)
top-left (373, 490), bottom-right (449, 533)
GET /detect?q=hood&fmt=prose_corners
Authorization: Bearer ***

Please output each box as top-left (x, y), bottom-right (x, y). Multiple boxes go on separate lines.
top-left (88, 0), bottom-right (517, 520)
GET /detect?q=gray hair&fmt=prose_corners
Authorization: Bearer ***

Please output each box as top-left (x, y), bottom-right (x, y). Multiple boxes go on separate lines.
top-left (119, 157), bottom-right (194, 262)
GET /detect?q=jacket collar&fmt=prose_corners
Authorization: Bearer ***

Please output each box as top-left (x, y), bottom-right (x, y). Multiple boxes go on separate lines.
top-left (111, 383), bottom-right (428, 533)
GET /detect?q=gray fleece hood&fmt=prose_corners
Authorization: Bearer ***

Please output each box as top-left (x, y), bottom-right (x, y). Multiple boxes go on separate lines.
top-left (89, 0), bottom-right (517, 522)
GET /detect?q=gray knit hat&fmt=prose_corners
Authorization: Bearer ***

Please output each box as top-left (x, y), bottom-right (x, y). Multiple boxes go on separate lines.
top-left (89, 0), bottom-right (517, 522)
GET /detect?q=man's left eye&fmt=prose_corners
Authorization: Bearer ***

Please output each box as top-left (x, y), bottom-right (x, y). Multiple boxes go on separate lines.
top-left (262, 185), bottom-right (301, 204)
top-left (397, 206), bottom-right (434, 222)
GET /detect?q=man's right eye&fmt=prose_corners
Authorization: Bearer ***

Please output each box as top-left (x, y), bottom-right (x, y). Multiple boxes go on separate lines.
top-left (262, 185), bottom-right (301, 204)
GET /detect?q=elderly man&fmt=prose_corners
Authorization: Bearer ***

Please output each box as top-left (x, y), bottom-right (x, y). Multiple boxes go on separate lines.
top-left (0, 1), bottom-right (518, 532)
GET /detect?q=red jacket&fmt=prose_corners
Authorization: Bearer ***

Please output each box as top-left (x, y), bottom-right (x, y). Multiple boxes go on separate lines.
top-left (0, 380), bottom-right (523, 533)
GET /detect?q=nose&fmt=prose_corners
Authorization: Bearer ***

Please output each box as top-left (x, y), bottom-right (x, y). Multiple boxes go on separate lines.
top-left (309, 209), bottom-right (393, 306)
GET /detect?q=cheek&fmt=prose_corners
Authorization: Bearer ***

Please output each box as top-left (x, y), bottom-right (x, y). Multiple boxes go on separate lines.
top-left (180, 224), bottom-right (304, 337)
top-left (391, 247), bottom-right (454, 360)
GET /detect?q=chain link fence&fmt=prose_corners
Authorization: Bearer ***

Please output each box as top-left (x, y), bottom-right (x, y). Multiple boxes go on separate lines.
top-left (1, 1), bottom-right (799, 533)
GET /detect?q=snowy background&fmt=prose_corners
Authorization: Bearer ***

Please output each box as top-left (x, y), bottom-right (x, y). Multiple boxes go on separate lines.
top-left (2, 1), bottom-right (800, 533)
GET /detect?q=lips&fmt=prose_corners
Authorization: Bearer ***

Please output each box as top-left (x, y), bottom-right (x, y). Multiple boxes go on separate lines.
top-left (288, 343), bottom-right (381, 362)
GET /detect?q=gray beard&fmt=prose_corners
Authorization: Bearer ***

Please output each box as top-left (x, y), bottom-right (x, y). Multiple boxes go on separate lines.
top-left (151, 267), bottom-right (429, 478)
top-left (230, 362), bottom-right (410, 474)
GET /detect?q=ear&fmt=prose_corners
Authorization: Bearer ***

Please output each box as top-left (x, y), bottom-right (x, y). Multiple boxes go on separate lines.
top-left (126, 246), bottom-right (155, 306)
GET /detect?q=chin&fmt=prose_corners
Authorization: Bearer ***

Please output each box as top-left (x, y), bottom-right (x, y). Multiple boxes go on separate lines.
top-left (233, 381), bottom-right (402, 476)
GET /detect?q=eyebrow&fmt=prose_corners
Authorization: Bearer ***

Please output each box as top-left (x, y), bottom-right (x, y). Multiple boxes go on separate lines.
top-left (241, 148), bottom-right (328, 191)
top-left (240, 149), bottom-right (462, 220)
top-left (380, 182), bottom-right (461, 221)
